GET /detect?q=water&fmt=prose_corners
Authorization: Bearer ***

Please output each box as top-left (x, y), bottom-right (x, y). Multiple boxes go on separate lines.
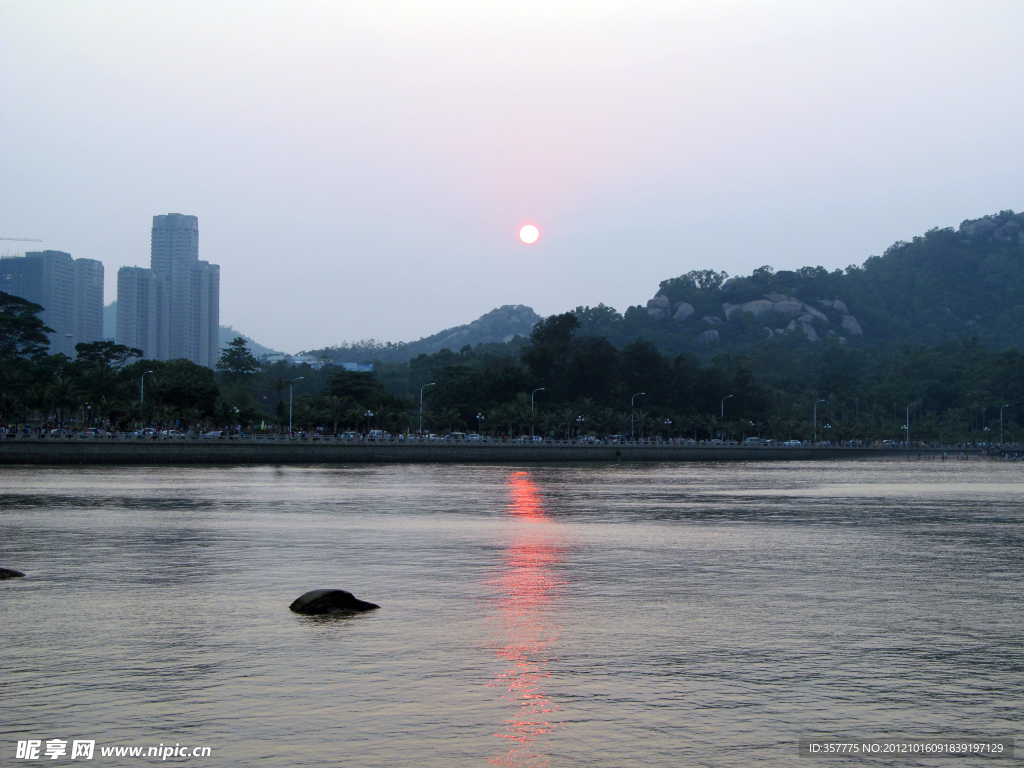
top-left (2, 461), bottom-right (1022, 767)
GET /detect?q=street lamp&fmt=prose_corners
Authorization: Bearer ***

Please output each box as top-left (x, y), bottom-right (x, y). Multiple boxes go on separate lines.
top-left (419, 382), bottom-right (436, 436)
top-left (576, 415), bottom-right (585, 440)
top-left (631, 392), bottom-right (645, 439)
top-left (364, 410), bottom-right (375, 434)
top-left (531, 387), bottom-right (545, 439)
top-left (905, 401), bottom-right (918, 445)
top-left (720, 395), bottom-right (733, 420)
top-left (477, 412), bottom-right (485, 435)
top-left (141, 370), bottom-right (154, 403)
top-left (813, 398), bottom-right (826, 443)
top-left (664, 418), bottom-right (672, 441)
top-left (720, 395), bottom-right (734, 441)
top-left (288, 376), bottom-right (304, 435)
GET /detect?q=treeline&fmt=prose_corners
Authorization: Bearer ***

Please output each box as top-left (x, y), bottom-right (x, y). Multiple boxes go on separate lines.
top-left (3, 289), bottom-right (1023, 443)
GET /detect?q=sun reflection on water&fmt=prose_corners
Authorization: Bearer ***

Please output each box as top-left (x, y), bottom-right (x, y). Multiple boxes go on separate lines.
top-left (487, 471), bottom-right (565, 768)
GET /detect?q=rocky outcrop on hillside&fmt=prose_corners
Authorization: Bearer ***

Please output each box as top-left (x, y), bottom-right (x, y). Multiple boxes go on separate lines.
top-left (647, 290), bottom-right (864, 344)
top-left (960, 213), bottom-right (1024, 246)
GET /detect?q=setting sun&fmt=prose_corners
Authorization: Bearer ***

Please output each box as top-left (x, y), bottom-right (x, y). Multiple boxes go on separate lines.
top-left (519, 224), bottom-right (539, 244)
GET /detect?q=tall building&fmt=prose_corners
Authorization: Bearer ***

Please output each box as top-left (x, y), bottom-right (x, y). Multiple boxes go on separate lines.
top-left (0, 250), bottom-right (104, 357)
top-left (116, 267), bottom-right (163, 359)
top-left (116, 214), bottom-right (220, 367)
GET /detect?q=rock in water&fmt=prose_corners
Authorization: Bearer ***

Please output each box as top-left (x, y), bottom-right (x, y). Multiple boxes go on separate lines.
top-left (289, 589), bottom-right (379, 615)
top-left (0, 568), bottom-right (25, 579)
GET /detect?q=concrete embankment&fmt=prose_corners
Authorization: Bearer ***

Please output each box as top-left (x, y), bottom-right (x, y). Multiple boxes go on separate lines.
top-left (0, 440), bottom-right (955, 465)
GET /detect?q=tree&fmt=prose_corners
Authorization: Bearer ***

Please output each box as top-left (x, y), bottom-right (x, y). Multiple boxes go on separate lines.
top-left (217, 337), bottom-right (261, 380)
top-left (0, 291), bottom-right (53, 359)
top-left (326, 369), bottom-right (386, 404)
top-left (74, 341), bottom-right (143, 370)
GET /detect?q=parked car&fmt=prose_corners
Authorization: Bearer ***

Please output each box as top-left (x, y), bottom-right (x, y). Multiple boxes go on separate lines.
top-left (783, 440), bottom-right (802, 446)
top-left (202, 430), bottom-right (223, 439)
top-left (134, 428), bottom-right (157, 438)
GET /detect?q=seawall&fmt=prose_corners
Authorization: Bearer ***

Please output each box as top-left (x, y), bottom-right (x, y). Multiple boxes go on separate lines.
top-left (0, 440), bottom-right (957, 465)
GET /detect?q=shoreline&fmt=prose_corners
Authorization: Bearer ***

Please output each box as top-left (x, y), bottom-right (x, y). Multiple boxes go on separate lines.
top-left (0, 440), bottom-right (976, 465)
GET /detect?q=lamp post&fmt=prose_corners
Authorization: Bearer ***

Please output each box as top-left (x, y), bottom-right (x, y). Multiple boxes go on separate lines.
top-left (720, 395), bottom-right (734, 441)
top-left (905, 401), bottom-right (918, 445)
top-left (664, 418), bottom-right (672, 442)
top-left (364, 410), bottom-right (375, 434)
top-left (141, 370), bottom-right (154, 403)
top-left (576, 415), bottom-right (585, 440)
top-left (531, 387), bottom-right (545, 439)
top-left (1000, 404), bottom-right (1010, 445)
top-left (813, 398), bottom-right (826, 443)
top-left (631, 392), bottom-right (645, 439)
top-left (419, 382), bottom-right (436, 436)
top-left (477, 412), bottom-right (485, 436)
top-left (140, 370), bottom-right (154, 429)
top-left (288, 376), bottom-right (304, 435)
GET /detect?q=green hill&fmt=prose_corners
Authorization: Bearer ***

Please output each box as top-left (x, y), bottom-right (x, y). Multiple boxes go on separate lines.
top-left (572, 210), bottom-right (1024, 356)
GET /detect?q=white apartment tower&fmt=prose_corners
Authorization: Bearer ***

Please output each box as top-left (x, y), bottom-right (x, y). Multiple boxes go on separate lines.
top-left (117, 214), bottom-right (220, 367)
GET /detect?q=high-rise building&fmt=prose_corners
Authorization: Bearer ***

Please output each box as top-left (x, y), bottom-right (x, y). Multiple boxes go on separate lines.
top-left (116, 214), bottom-right (220, 367)
top-left (116, 267), bottom-right (163, 358)
top-left (0, 250), bottom-right (104, 357)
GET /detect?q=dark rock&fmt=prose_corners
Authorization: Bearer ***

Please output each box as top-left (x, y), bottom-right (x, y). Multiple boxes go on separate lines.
top-left (289, 589), bottom-right (379, 615)
top-left (0, 568), bottom-right (25, 579)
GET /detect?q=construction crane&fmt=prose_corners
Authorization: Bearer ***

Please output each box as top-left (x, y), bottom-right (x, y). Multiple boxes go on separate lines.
top-left (0, 237), bottom-right (43, 242)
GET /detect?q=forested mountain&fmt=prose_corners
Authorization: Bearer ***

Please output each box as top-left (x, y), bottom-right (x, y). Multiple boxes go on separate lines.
top-left (313, 210), bottom-right (1024, 363)
top-left (307, 304), bottom-right (540, 364)
top-left (573, 210), bottom-right (1024, 357)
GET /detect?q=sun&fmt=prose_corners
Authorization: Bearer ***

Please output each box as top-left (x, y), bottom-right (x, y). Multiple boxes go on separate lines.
top-left (519, 224), bottom-right (539, 244)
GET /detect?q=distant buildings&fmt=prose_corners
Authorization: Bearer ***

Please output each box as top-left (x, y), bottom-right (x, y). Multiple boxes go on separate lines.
top-left (0, 250), bottom-right (104, 357)
top-left (261, 353), bottom-right (333, 370)
top-left (117, 214), bottom-right (220, 367)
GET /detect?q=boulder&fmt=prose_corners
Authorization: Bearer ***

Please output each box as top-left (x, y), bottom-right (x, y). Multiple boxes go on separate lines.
top-left (696, 329), bottom-right (720, 344)
top-left (289, 589), bottom-right (380, 615)
top-left (764, 293), bottom-right (793, 303)
top-left (736, 299), bottom-right (774, 318)
top-left (673, 302), bottom-right (695, 320)
top-left (1020, 230), bottom-right (1024, 247)
top-left (703, 315), bottom-right (725, 325)
top-left (646, 295), bottom-right (670, 317)
top-left (831, 299), bottom-right (849, 314)
top-left (961, 217), bottom-right (998, 236)
top-left (764, 327), bottom-right (774, 339)
top-left (0, 568), bottom-right (25, 579)
top-left (772, 301), bottom-right (805, 318)
top-left (802, 306), bottom-right (828, 322)
top-left (841, 315), bottom-right (863, 335)
top-left (722, 302), bottom-right (738, 319)
top-left (800, 322), bottom-right (820, 342)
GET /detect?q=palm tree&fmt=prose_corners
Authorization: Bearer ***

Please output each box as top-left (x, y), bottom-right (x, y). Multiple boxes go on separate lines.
top-left (558, 406), bottom-right (576, 440)
top-left (51, 376), bottom-right (81, 428)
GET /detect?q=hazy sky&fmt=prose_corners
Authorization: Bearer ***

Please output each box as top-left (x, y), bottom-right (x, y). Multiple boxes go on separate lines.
top-left (2, 1), bottom-right (1021, 352)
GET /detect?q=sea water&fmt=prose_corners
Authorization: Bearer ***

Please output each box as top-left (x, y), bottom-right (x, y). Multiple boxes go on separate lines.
top-left (2, 461), bottom-right (1021, 766)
